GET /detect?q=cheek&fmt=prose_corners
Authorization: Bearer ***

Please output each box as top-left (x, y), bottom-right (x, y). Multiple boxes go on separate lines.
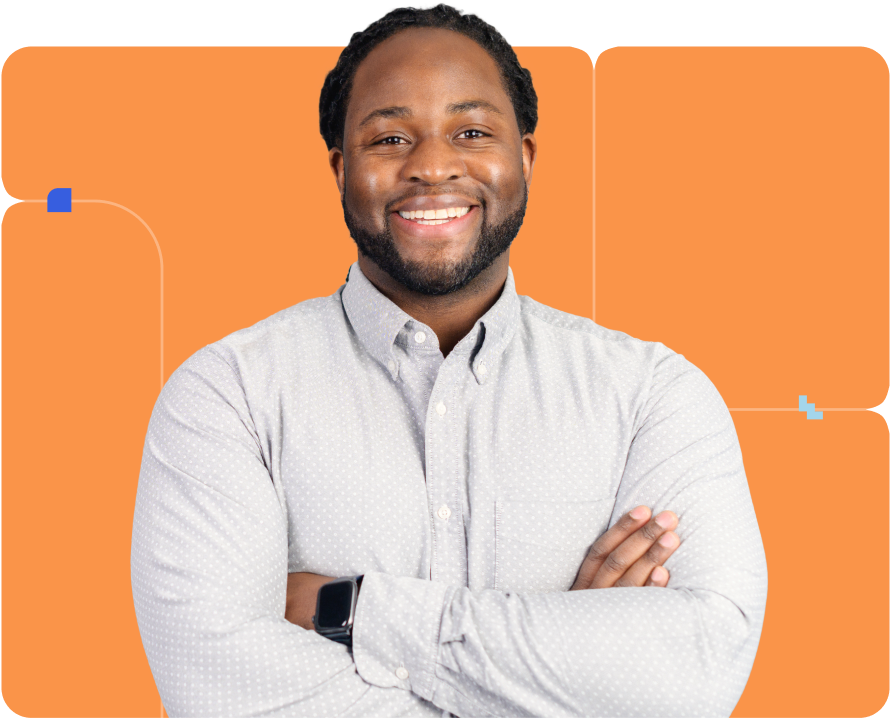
top-left (472, 155), bottom-right (525, 206)
top-left (345, 157), bottom-right (392, 211)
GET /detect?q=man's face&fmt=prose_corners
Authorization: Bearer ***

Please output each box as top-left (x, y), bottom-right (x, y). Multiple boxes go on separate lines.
top-left (330, 27), bottom-right (536, 296)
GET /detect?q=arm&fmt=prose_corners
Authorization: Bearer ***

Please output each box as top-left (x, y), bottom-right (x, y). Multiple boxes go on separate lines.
top-left (130, 346), bottom-right (443, 717)
top-left (350, 350), bottom-right (768, 717)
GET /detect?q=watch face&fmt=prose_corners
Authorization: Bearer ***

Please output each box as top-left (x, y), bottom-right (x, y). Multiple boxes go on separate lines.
top-left (317, 581), bottom-right (352, 628)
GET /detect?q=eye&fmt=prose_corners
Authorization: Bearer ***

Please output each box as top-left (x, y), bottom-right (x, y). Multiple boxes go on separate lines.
top-left (377, 136), bottom-right (406, 145)
top-left (459, 129), bottom-right (488, 139)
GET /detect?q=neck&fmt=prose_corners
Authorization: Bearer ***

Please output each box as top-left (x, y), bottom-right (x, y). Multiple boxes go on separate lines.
top-left (357, 253), bottom-right (509, 359)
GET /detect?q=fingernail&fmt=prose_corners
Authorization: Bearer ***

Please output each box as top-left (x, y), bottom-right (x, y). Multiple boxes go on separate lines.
top-left (630, 506), bottom-right (649, 520)
top-left (652, 566), bottom-right (666, 582)
top-left (654, 511), bottom-right (674, 527)
top-left (658, 531), bottom-right (678, 548)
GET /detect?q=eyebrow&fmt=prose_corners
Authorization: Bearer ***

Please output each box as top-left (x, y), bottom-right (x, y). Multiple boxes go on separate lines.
top-left (357, 99), bottom-right (504, 129)
top-left (446, 99), bottom-right (504, 116)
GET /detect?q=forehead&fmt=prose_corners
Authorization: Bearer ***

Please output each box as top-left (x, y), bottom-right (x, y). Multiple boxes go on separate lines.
top-left (347, 27), bottom-right (512, 126)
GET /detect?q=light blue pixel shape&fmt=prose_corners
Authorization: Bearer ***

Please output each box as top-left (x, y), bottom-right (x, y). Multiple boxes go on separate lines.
top-left (798, 395), bottom-right (822, 420)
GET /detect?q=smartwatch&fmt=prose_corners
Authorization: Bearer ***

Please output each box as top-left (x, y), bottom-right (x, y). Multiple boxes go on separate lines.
top-left (312, 575), bottom-right (364, 648)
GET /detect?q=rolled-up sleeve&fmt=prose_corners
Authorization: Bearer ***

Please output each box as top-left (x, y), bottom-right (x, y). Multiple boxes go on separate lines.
top-left (352, 350), bottom-right (768, 717)
top-left (131, 346), bottom-right (443, 717)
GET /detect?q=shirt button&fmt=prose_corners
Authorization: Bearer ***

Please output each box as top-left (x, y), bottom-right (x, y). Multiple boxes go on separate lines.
top-left (387, 359), bottom-right (396, 372)
top-left (477, 364), bottom-right (487, 375)
top-left (414, 331), bottom-right (426, 344)
top-left (436, 402), bottom-right (446, 415)
top-left (395, 666), bottom-right (409, 680)
top-left (437, 505), bottom-right (452, 520)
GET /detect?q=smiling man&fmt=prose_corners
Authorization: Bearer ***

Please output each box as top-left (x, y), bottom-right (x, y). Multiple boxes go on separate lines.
top-left (131, 4), bottom-right (767, 717)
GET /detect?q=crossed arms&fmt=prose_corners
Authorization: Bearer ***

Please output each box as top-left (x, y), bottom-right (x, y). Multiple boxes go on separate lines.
top-left (131, 346), bottom-right (767, 717)
top-left (284, 504), bottom-right (681, 632)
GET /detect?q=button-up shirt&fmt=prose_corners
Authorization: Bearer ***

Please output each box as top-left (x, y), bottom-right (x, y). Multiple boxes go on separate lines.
top-left (131, 260), bottom-right (767, 717)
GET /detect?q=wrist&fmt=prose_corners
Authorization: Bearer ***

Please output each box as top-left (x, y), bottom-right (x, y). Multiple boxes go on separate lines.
top-left (285, 572), bottom-right (336, 630)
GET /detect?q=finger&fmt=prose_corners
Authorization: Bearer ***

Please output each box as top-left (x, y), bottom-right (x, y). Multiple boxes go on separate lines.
top-left (613, 530), bottom-right (680, 587)
top-left (571, 506), bottom-right (651, 590)
top-left (589, 510), bottom-right (678, 589)
top-left (645, 566), bottom-right (671, 587)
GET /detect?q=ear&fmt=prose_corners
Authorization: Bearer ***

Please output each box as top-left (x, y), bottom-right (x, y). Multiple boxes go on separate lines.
top-left (521, 133), bottom-right (537, 188)
top-left (329, 147), bottom-right (345, 199)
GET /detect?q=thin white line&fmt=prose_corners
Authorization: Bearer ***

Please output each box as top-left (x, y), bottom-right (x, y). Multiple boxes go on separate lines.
top-left (591, 66), bottom-right (596, 323)
top-left (22, 197), bottom-right (166, 714)
top-left (0, 32), bottom-right (349, 48)
top-left (22, 197), bottom-right (165, 391)
top-left (728, 408), bottom-right (868, 411)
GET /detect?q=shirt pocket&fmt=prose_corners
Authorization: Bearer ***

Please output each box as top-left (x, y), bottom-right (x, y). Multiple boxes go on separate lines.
top-left (495, 497), bottom-right (615, 594)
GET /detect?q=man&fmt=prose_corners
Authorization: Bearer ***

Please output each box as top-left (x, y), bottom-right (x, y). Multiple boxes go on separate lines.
top-left (131, 5), bottom-right (767, 717)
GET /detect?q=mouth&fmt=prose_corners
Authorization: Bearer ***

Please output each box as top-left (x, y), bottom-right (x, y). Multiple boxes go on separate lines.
top-left (390, 205), bottom-right (479, 238)
top-left (395, 206), bottom-right (472, 226)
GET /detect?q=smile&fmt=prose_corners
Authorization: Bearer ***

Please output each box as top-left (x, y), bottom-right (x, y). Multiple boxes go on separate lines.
top-left (398, 207), bottom-right (471, 225)
top-left (391, 205), bottom-right (479, 238)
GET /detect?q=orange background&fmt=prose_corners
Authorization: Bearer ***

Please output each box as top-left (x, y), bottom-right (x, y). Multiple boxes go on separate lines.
top-left (2, 47), bottom-right (886, 717)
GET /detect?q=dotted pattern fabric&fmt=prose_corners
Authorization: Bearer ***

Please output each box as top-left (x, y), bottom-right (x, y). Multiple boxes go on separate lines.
top-left (131, 260), bottom-right (767, 717)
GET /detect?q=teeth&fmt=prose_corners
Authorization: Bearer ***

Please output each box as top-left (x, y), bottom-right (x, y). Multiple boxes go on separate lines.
top-left (398, 207), bottom-right (471, 223)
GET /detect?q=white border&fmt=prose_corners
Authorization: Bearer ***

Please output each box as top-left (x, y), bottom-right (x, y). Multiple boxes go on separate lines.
top-left (0, 6), bottom-right (890, 62)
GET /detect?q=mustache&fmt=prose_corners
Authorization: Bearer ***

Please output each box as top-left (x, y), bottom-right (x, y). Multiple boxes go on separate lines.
top-left (383, 190), bottom-right (487, 215)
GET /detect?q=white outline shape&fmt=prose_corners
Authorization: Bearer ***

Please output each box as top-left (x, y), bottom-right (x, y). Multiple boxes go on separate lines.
top-left (22, 197), bottom-right (165, 391)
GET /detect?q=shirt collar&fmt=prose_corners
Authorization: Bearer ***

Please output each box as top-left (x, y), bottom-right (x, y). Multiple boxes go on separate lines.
top-left (340, 261), bottom-right (520, 384)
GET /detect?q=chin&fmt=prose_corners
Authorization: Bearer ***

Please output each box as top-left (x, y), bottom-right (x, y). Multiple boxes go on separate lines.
top-left (398, 243), bottom-right (475, 269)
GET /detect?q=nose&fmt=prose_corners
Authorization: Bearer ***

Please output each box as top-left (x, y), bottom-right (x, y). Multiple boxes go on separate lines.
top-left (400, 135), bottom-right (465, 185)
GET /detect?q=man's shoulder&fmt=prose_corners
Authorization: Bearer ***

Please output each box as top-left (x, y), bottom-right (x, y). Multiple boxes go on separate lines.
top-left (518, 294), bottom-right (675, 364)
top-left (517, 294), bottom-right (716, 411)
top-left (219, 293), bottom-right (340, 346)
top-left (178, 290), bottom-right (346, 380)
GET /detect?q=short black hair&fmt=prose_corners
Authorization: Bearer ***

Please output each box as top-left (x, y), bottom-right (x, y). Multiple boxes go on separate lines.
top-left (319, 4), bottom-right (538, 151)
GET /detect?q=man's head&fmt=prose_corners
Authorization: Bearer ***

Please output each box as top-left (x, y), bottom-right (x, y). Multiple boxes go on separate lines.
top-left (320, 4), bottom-right (538, 296)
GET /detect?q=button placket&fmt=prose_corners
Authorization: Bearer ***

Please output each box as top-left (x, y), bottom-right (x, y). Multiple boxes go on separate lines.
top-left (425, 362), bottom-right (467, 587)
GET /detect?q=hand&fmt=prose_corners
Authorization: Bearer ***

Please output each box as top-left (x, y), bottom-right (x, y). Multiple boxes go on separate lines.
top-left (570, 506), bottom-right (680, 590)
top-left (285, 572), bottom-right (337, 630)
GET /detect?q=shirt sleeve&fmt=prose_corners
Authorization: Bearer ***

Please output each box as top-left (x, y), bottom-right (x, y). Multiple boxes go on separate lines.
top-left (351, 349), bottom-right (768, 718)
top-left (130, 346), bottom-right (446, 718)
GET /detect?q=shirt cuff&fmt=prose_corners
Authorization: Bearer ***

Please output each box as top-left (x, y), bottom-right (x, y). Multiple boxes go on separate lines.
top-left (352, 571), bottom-right (455, 701)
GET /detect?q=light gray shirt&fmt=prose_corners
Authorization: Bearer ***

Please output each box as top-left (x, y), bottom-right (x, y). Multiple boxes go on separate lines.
top-left (131, 260), bottom-right (767, 717)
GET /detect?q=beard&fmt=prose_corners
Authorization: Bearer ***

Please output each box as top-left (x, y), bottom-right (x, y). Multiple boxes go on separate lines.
top-left (342, 184), bottom-right (528, 296)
